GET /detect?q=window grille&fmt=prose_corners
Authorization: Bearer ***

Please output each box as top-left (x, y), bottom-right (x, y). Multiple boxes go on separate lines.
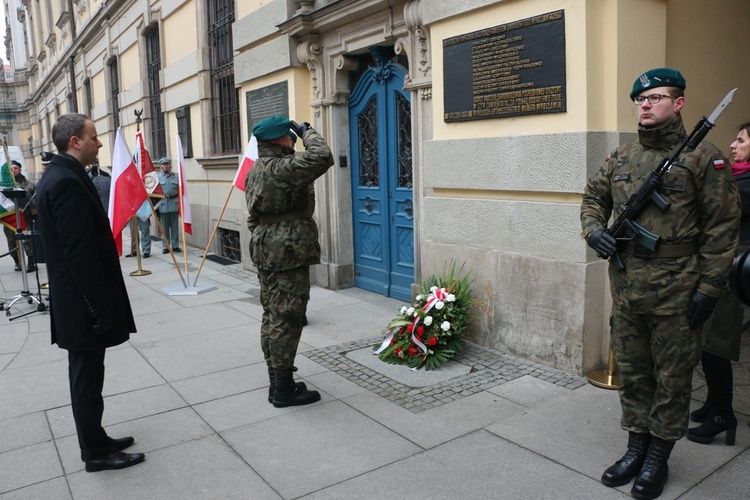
top-left (218, 228), bottom-right (241, 262)
top-left (84, 78), bottom-right (93, 117)
top-left (208, 0), bottom-right (240, 154)
top-left (146, 27), bottom-right (166, 158)
top-left (109, 59), bottom-right (120, 131)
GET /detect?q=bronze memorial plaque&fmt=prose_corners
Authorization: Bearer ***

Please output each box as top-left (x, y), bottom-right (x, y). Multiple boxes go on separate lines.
top-left (246, 81), bottom-right (289, 132)
top-left (443, 10), bottom-right (566, 122)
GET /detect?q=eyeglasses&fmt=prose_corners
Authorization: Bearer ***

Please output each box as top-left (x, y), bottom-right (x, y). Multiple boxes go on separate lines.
top-left (633, 94), bottom-right (674, 106)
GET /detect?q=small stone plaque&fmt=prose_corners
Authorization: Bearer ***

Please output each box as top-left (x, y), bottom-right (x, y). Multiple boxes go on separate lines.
top-left (443, 10), bottom-right (566, 122)
top-left (246, 81), bottom-right (289, 132)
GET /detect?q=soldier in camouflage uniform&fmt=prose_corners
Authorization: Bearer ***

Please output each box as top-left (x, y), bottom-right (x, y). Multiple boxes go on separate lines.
top-left (245, 115), bottom-right (334, 408)
top-left (580, 68), bottom-right (740, 500)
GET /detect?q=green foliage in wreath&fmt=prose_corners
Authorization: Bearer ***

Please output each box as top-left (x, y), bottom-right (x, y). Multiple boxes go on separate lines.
top-left (375, 261), bottom-right (473, 370)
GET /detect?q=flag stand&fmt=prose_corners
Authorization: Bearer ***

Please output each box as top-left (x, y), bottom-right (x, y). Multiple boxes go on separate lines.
top-left (161, 134), bottom-right (214, 296)
top-left (128, 217), bottom-right (151, 276)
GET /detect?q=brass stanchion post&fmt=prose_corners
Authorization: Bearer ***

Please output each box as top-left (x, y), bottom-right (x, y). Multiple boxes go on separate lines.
top-left (588, 348), bottom-right (622, 389)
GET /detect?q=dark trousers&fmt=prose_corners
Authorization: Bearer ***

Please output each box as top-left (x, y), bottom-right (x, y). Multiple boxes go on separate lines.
top-left (701, 350), bottom-right (734, 413)
top-left (68, 349), bottom-right (109, 460)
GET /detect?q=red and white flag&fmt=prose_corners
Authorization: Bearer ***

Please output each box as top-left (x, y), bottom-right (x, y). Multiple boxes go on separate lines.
top-left (109, 128), bottom-right (148, 255)
top-left (176, 134), bottom-right (192, 235)
top-left (232, 135), bottom-right (258, 190)
top-left (135, 131), bottom-right (164, 196)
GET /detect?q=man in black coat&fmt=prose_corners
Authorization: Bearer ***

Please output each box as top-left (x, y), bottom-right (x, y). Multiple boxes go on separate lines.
top-left (36, 113), bottom-right (145, 472)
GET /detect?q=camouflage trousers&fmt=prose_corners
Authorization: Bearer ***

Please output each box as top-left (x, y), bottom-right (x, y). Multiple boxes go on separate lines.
top-left (258, 266), bottom-right (310, 371)
top-left (610, 307), bottom-right (702, 441)
top-left (4, 225), bottom-right (33, 264)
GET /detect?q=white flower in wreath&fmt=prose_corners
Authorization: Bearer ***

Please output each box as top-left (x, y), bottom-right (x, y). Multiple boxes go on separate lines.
top-left (424, 316), bottom-right (433, 326)
top-left (400, 306), bottom-right (407, 315)
top-left (430, 286), bottom-right (438, 292)
top-left (446, 294), bottom-right (456, 302)
top-left (416, 294), bottom-right (424, 302)
top-left (435, 301), bottom-right (445, 310)
top-left (407, 307), bottom-right (415, 316)
top-left (441, 321), bottom-right (451, 331)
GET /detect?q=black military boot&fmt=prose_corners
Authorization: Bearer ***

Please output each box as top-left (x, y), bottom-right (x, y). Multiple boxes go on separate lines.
top-left (272, 370), bottom-right (320, 408)
top-left (601, 432), bottom-right (650, 487)
top-left (267, 367), bottom-right (307, 404)
top-left (631, 436), bottom-right (674, 499)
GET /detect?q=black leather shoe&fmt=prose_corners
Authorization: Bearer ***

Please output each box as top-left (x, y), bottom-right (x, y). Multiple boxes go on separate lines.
top-left (267, 368), bottom-right (307, 404)
top-left (601, 432), bottom-right (650, 487)
top-left (143, 252), bottom-right (150, 258)
top-left (109, 436), bottom-right (135, 451)
top-left (26, 264), bottom-right (37, 272)
top-left (162, 248), bottom-right (169, 254)
top-left (173, 247), bottom-right (182, 253)
top-left (14, 264), bottom-right (20, 271)
top-left (301, 315), bottom-right (308, 327)
top-left (85, 450), bottom-right (145, 472)
top-left (80, 436), bottom-right (136, 461)
top-left (125, 253), bottom-right (134, 258)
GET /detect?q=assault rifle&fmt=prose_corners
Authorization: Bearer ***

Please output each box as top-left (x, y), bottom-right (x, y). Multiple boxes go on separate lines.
top-left (601, 88), bottom-right (737, 271)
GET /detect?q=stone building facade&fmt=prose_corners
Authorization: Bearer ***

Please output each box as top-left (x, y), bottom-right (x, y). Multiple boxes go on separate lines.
top-left (5, 0), bottom-right (749, 375)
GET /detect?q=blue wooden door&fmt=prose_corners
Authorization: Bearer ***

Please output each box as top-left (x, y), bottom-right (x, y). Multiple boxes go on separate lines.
top-left (349, 56), bottom-right (414, 301)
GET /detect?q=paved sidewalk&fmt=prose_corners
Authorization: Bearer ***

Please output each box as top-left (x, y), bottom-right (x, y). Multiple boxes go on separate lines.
top-left (1, 238), bottom-right (749, 499)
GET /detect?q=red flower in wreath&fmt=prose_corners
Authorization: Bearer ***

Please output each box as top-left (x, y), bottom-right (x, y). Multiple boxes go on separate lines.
top-left (390, 336), bottom-right (396, 345)
top-left (406, 324), bottom-right (414, 333)
top-left (408, 346), bottom-right (419, 356)
top-left (395, 346), bottom-right (402, 355)
top-left (428, 337), bottom-right (438, 347)
top-left (416, 325), bottom-right (425, 338)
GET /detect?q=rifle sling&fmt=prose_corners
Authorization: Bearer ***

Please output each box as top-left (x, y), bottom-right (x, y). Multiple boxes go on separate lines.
top-left (621, 240), bottom-right (698, 259)
top-left (259, 209), bottom-right (313, 224)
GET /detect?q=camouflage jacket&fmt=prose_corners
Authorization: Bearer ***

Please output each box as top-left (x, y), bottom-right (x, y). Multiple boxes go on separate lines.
top-left (245, 127), bottom-right (334, 271)
top-left (580, 115), bottom-right (740, 314)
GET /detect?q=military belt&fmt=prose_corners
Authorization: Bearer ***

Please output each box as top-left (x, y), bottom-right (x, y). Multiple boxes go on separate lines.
top-left (259, 209), bottom-right (313, 224)
top-left (621, 240), bottom-right (699, 259)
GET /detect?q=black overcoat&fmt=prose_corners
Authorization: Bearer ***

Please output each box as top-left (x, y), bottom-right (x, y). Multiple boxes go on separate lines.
top-left (702, 170), bottom-right (750, 361)
top-left (36, 153), bottom-right (136, 350)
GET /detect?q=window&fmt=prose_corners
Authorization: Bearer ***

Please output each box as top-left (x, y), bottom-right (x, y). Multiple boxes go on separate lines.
top-left (208, 0), bottom-right (240, 154)
top-left (109, 58), bottom-right (120, 131)
top-left (145, 27), bottom-right (166, 158)
top-left (84, 78), bottom-right (92, 117)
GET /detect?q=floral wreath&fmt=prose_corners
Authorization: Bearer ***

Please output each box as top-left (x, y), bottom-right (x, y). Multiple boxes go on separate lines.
top-left (375, 262), bottom-right (473, 370)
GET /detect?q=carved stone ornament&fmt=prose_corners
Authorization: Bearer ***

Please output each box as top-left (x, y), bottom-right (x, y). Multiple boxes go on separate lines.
top-left (296, 37), bottom-right (323, 102)
top-left (397, 0), bottom-right (432, 96)
top-left (296, 0), bottom-right (315, 15)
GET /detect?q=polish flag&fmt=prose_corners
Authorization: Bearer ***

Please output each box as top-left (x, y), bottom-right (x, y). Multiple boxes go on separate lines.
top-left (232, 135), bottom-right (258, 190)
top-left (109, 128), bottom-right (148, 255)
top-left (176, 134), bottom-right (192, 235)
top-left (135, 131), bottom-right (164, 196)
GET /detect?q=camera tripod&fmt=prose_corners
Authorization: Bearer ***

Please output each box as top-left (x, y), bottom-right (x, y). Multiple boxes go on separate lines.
top-left (0, 189), bottom-right (47, 320)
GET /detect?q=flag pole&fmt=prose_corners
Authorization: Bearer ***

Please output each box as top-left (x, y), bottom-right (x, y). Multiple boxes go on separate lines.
top-left (130, 110), bottom-right (150, 277)
top-left (148, 197), bottom-right (186, 287)
top-left (194, 185), bottom-right (233, 287)
top-left (177, 158), bottom-right (189, 285)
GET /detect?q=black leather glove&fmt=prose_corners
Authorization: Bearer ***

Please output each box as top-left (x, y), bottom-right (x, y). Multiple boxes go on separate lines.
top-left (92, 313), bottom-right (114, 336)
top-left (587, 229), bottom-right (618, 258)
top-left (686, 291), bottom-right (718, 330)
top-left (290, 120), bottom-right (310, 137)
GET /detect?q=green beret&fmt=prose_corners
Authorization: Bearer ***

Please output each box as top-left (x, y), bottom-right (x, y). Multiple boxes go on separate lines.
top-left (253, 115), bottom-right (292, 141)
top-left (630, 68), bottom-right (686, 100)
